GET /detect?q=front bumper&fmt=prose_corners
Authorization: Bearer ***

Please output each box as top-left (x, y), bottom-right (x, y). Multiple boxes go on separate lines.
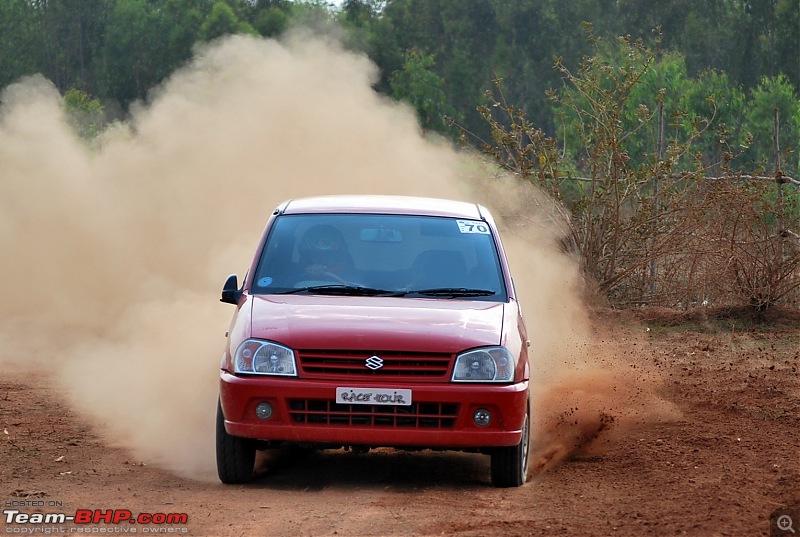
top-left (219, 371), bottom-right (529, 448)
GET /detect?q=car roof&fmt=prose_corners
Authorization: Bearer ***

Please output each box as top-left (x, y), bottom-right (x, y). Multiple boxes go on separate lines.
top-left (279, 195), bottom-right (485, 219)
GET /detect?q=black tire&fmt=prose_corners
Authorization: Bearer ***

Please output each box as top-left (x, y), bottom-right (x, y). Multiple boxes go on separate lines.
top-left (490, 399), bottom-right (530, 487)
top-left (216, 399), bottom-right (256, 484)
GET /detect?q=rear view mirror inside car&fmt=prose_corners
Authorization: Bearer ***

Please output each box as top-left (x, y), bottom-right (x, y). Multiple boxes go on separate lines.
top-left (359, 228), bottom-right (403, 242)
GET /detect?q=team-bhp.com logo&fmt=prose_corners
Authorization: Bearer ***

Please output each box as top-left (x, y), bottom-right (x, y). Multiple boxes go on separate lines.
top-left (4, 509), bottom-right (188, 530)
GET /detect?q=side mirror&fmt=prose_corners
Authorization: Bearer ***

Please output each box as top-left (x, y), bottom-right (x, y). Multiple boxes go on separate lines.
top-left (220, 274), bottom-right (242, 304)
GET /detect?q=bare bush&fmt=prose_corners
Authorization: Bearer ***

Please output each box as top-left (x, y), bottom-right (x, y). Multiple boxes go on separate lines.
top-left (466, 31), bottom-right (800, 311)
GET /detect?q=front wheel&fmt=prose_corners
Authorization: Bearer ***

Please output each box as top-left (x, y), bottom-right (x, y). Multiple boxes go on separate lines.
top-left (216, 399), bottom-right (256, 484)
top-left (490, 400), bottom-right (530, 487)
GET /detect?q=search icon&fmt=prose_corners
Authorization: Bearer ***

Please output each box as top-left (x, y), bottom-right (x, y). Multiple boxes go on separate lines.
top-left (778, 515), bottom-right (796, 534)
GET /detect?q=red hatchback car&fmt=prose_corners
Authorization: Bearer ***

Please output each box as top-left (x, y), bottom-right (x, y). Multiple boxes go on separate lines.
top-left (217, 195), bottom-right (531, 487)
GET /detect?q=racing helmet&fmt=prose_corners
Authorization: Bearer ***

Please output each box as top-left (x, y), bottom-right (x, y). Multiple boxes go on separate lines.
top-left (299, 225), bottom-right (347, 264)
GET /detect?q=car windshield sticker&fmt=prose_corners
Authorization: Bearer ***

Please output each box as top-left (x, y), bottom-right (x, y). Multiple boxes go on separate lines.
top-left (257, 276), bottom-right (273, 287)
top-left (456, 220), bottom-right (490, 234)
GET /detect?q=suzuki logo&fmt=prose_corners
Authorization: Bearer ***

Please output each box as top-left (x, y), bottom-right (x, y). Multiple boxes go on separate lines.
top-left (365, 355), bottom-right (384, 370)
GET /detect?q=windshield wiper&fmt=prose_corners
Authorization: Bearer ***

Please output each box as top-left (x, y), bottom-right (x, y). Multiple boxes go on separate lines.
top-left (280, 284), bottom-right (395, 296)
top-left (395, 287), bottom-right (497, 298)
top-left (281, 285), bottom-right (497, 298)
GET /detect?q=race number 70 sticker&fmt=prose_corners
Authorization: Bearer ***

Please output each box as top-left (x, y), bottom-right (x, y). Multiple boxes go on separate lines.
top-left (456, 220), bottom-right (490, 234)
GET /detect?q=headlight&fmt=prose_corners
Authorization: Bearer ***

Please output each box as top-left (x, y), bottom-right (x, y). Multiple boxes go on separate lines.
top-left (234, 339), bottom-right (297, 376)
top-left (451, 347), bottom-right (516, 383)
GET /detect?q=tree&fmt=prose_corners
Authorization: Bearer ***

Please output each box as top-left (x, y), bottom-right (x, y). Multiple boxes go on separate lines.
top-left (0, 0), bottom-right (40, 88)
top-left (773, 0), bottom-right (800, 90)
top-left (389, 49), bottom-right (451, 133)
top-left (162, 0), bottom-right (211, 70)
top-left (370, 0), bottom-right (498, 138)
top-left (252, 6), bottom-right (290, 37)
top-left (63, 88), bottom-right (105, 139)
top-left (100, 0), bottom-right (171, 105)
top-left (742, 74), bottom-right (800, 177)
top-left (489, 0), bottom-right (616, 132)
top-left (31, 0), bottom-right (113, 94)
top-left (199, 1), bottom-right (257, 42)
top-left (480, 30), bottom-right (720, 304)
top-left (677, 69), bottom-right (747, 174)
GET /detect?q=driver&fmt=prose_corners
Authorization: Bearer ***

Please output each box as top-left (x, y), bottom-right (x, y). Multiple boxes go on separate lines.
top-left (298, 224), bottom-right (356, 282)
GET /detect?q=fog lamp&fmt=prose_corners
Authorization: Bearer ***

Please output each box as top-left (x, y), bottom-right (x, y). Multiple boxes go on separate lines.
top-left (473, 408), bottom-right (492, 427)
top-left (255, 401), bottom-right (273, 420)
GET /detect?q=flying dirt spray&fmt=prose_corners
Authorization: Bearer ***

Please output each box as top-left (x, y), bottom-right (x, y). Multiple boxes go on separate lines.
top-left (0, 31), bottom-right (677, 481)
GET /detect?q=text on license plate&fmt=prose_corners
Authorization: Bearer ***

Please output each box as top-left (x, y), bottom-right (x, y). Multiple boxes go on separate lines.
top-left (336, 387), bottom-right (412, 406)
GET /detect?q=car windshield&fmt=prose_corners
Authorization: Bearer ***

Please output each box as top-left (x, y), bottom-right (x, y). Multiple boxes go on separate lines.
top-left (251, 214), bottom-right (508, 301)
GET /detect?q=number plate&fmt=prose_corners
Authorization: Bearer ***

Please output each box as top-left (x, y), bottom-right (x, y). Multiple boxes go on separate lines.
top-left (336, 387), bottom-right (412, 406)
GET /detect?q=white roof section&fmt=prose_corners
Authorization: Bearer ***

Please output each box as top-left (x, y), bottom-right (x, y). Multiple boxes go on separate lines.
top-left (280, 195), bottom-right (484, 219)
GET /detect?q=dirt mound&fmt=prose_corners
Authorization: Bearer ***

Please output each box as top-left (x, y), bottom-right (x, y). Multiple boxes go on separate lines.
top-left (591, 304), bottom-right (800, 328)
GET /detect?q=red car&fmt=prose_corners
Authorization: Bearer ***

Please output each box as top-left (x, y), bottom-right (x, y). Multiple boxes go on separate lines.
top-left (217, 195), bottom-right (531, 487)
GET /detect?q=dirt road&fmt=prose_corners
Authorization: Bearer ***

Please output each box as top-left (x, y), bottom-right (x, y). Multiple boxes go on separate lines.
top-left (2, 309), bottom-right (798, 536)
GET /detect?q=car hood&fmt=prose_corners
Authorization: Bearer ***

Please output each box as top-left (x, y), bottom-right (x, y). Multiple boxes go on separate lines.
top-left (248, 295), bottom-right (505, 353)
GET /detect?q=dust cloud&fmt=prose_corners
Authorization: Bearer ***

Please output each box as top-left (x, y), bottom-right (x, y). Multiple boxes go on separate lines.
top-left (0, 30), bottom-right (675, 481)
top-left (469, 172), bottom-right (681, 477)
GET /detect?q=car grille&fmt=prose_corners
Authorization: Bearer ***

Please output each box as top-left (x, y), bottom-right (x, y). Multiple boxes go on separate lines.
top-left (288, 399), bottom-right (459, 429)
top-left (297, 349), bottom-right (451, 380)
